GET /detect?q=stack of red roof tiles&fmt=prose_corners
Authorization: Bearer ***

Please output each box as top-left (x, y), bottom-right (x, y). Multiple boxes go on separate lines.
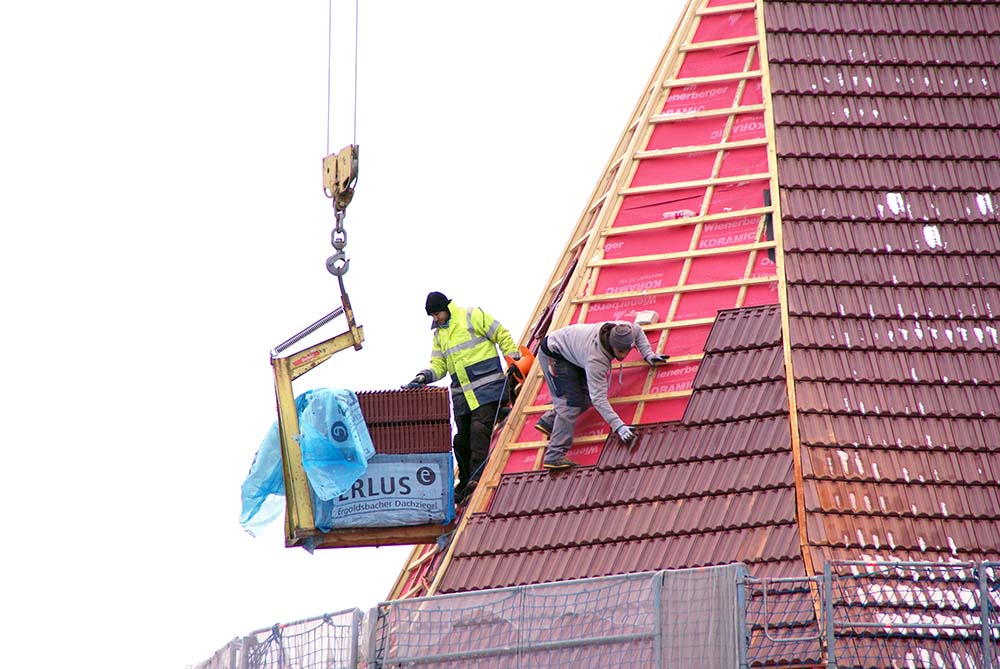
top-left (356, 387), bottom-right (452, 455)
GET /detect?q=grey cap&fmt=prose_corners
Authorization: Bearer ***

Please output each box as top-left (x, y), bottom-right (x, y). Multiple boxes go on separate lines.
top-left (609, 323), bottom-right (635, 351)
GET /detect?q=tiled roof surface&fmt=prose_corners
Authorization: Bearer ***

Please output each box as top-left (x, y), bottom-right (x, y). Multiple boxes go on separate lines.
top-left (438, 306), bottom-right (801, 594)
top-left (764, 0), bottom-right (1000, 662)
top-left (768, 0), bottom-right (1000, 572)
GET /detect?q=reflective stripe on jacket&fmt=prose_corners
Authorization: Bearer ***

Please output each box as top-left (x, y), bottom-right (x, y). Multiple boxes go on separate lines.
top-left (419, 301), bottom-right (517, 415)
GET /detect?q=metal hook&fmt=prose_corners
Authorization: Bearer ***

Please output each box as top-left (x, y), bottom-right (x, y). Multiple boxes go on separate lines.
top-left (326, 252), bottom-right (350, 276)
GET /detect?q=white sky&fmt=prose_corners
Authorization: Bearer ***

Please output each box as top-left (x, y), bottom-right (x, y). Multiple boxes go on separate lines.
top-left (1, 2), bottom-right (684, 667)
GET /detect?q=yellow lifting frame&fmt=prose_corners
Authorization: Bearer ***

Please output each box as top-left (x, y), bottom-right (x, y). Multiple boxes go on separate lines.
top-left (271, 297), bottom-right (456, 550)
top-left (271, 293), bottom-right (365, 548)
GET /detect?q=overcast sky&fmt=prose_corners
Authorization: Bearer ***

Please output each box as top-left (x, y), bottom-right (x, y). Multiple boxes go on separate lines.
top-left (0, 1), bottom-right (684, 666)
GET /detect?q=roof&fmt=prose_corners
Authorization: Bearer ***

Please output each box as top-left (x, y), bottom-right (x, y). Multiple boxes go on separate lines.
top-left (770, 0), bottom-right (1000, 570)
top-left (391, 1), bottom-right (1000, 663)
top-left (438, 305), bottom-right (799, 593)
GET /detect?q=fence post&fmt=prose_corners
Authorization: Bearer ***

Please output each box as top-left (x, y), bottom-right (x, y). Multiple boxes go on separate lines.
top-left (981, 564), bottom-right (993, 669)
top-left (654, 571), bottom-right (664, 669)
top-left (735, 571), bottom-right (749, 669)
top-left (824, 562), bottom-right (836, 669)
top-left (238, 635), bottom-right (250, 669)
top-left (349, 609), bottom-right (361, 669)
top-left (367, 606), bottom-right (383, 669)
top-left (225, 637), bottom-right (240, 669)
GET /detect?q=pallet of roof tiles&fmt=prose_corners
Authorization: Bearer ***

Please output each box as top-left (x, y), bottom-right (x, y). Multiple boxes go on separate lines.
top-left (357, 387), bottom-right (453, 455)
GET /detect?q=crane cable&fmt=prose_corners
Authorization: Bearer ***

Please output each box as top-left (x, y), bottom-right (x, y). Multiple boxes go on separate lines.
top-left (326, 0), bottom-right (359, 155)
top-left (323, 0), bottom-right (360, 286)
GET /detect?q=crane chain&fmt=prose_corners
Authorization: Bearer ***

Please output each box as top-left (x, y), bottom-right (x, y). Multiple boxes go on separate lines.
top-left (326, 207), bottom-right (350, 277)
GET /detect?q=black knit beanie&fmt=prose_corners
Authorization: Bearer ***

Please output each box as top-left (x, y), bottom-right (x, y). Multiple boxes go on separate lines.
top-left (425, 291), bottom-right (450, 315)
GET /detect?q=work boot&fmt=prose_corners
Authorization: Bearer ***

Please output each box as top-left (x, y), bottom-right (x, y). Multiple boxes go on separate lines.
top-left (534, 416), bottom-right (553, 437)
top-left (542, 456), bottom-right (578, 471)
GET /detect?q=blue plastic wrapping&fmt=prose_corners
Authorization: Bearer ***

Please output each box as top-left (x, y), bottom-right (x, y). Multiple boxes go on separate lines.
top-left (240, 388), bottom-right (376, 536)
top-left (238, 421), bottom-right (286, 537)
top-left (296, 388), bottom-right (375, 500)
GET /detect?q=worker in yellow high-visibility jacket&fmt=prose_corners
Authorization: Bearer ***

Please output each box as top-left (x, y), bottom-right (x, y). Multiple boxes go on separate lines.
top-left (406, 291), bottom-right (519, 503)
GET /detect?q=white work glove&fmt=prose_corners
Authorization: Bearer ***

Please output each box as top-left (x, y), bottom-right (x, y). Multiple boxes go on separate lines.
top-left (645, 354), bottom-right (668, 366)
top-left (616, 425), bottom-right (635, 442)
top-left (507, 350), bottom-right (522, 360)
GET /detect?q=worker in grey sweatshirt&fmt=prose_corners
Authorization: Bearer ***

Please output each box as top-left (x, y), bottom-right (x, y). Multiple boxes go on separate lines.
top-left (536, 321), bottom-right (667, 470)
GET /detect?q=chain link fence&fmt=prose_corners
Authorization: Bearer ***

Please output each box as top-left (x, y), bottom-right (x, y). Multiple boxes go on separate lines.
top-left (370, 565), bottom-right (747, 668)
top-left (193, 608), bottom-right (363, 669)
top-left (742, 560), bottom-right (1000, 669)
top-left (193, 561), bottom-right (1000, 669)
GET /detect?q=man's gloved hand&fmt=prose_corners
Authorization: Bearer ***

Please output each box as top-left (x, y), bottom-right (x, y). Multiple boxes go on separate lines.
top-left (507, 350), bottom-right (522, 361)
top-left (404, 373), bottom-right (428, 389)
top-left (645, 354), bottom-right (669, 366)
top-left (616, 425), bottom-right (635, 442)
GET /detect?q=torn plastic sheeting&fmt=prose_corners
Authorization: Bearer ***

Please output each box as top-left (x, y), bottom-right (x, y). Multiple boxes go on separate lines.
top-left (239, 388), bottom-right (375, 536)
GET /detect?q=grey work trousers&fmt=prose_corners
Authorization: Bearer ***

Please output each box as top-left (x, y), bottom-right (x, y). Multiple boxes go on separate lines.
top-left (537, 351), bottom-right (591, 463)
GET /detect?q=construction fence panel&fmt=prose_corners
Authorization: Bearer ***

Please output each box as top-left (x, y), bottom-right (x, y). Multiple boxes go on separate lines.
top-left (193, 637), bottom-right (243, 669)
top-left (988, 562), bottom-right (1000, 669)
top-left (370, 563), bottom-right (749, 669)
top-left (825, 561), bottom-right (1000, 669)
top-left (741, 575), bottom-right (824, 667)
top-left (192, 561), bottom-right (1000, 669)
top-left (241, 609), bottom-right (364, 669)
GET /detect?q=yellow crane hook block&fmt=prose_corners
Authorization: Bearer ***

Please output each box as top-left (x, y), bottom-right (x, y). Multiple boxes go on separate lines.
top-left (323, 144), bottom-right (358, 212)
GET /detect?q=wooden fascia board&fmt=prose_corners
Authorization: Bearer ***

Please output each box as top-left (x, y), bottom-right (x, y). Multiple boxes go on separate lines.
top-left (387, 543), bottom-right (437, 600)
top-left (752, 0), bottom-right (824, 638)
top-left (752, 0), bottom-right (809, 573)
